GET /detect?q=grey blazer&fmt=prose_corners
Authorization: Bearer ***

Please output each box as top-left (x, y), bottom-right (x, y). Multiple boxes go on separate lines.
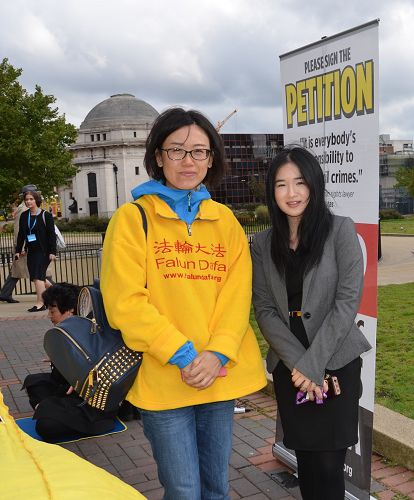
top-left (252, 215), bottom-right (372, 385)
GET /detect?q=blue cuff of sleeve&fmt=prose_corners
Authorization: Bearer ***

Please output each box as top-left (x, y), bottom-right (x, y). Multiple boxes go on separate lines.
top-left (168, 341), bottom-right (198, 369)
top-left (213, 352), bottom-right (229, 366)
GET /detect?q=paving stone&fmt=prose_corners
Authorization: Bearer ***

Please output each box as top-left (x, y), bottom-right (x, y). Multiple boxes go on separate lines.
top-left (258, 460), bottom-right (288, 473)
top-left (233, 422), bottom-right (256, 438)
top-left (237, 418), bottom-right (263, 430)
top-left (257, 479), bottom-right (292, 498)
top-left (239, 465), bottom-right (270, 485)
top-left (240, 433), bottom-right (269, 449)
top-left (230, 477), bottom-right (261, 497)
top-left (249, 453), bottom-right (279, 467)
top-left (133, 456), bottom-right (157, 468)
top-left (98, 443), bottom-right (125, 458)
top-left (381, 470), bottom-right (413, 487)
top-left (229, 466), bottom-right (243, 480)
top-left (372, 465), bottom-right (407, 480)
top-left (257, 417), bottom-right (277, 430)
top-left (377, 491), bottom-right (396, 500)
top-left (138, 479), bottom-right (163, 493)
top-left (249, 426), bottom-right (275, 440)
top-left (395, 480), bottom-right (414, 495)
top-left (108, 453), bottom-right (136, 472)
top-left (76, 440), bottom-right (101, 455)
top-left (232, 435), bottom-right (243, 445)
top-left (144, 488), bottom-right (164, 499)
top-left (229, 489), bottom-right (242, 499)
top-left (370, 478), bottom-right (387, 493)
top-left (86, 453), bottom-right (111, 467)
top-left (99, 464), bottom-right (119, 476)
top-left (372, 459), bottom-right (391, 471)
top-left (230, 451), bottom-right (251, 468)
top-left (119, 468), bottom-right (147, 485)
top-left (232, 442), bottom-right (260, 458)
top-left (241, 494), bottom-right (270, 499)
top-left (139, 463), bottom-right (159, 481)
top-left (122, 444), bottom-right (151, 461)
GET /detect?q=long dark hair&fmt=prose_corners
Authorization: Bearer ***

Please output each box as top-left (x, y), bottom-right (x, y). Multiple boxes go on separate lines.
top-left (266, 145), bottom-right (333, 274)
top-left (144, 107), bottom-right (227, 188)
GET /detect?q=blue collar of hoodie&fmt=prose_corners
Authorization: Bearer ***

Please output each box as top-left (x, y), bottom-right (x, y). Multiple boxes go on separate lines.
top-left (131, 180), bottom-right (211, 225)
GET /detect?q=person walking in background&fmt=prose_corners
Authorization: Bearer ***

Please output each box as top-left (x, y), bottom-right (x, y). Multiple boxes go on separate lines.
top-left (101, 107), bottom-right (266, 499)
top-left (0, 185), bottom-right (54, 304)
top-left (15, 187), bottom-right (56, 312)
top-left (251, 146), bottom-right (371, 500)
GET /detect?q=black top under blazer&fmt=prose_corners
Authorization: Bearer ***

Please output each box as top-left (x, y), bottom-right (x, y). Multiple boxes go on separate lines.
top-left (252, 215), bottom-right (372, 385)
top-left (16, 209), bottom-right (57, 256)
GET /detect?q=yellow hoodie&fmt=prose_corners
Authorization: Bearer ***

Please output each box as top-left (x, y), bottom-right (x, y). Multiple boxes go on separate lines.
top-left (101, 195), bottom-right (266, 410)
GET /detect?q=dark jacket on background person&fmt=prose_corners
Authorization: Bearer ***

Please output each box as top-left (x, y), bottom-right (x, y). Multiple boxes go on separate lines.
top-left (16, 209), bottom-right (57, 256)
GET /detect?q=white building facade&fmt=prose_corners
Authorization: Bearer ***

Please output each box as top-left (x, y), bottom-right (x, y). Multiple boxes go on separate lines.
top-left (59, 93), bottom-right (159, 218)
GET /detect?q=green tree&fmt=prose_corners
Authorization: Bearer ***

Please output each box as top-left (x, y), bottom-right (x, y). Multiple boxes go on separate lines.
top-left (248, 177), bottom-right (266, 203)
top-left (0, 58), bottom-right (78, 208)
top-left (395, 156), bottom-right (414, 198)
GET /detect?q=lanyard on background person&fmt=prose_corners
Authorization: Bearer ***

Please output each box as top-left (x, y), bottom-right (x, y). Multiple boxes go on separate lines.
top-left (27, 211), bottom-right (37, 234)
top-left (27, 211), bottom-right (38, 243)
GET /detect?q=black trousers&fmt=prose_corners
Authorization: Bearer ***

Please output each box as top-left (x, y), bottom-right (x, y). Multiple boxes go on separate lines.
top-left (0, 275), bottom-right (55, 299)
top-left (0, 276), bottom-right (18, 298)
top-left (295, 448), bottom-right (347, 500)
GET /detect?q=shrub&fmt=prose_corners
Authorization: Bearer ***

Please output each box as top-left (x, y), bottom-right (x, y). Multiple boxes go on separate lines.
top-left (379, 209), bottom-right (403, 220)
top-left (255, 205), bottom-right (269, 222)
top-left (0, 223), bottom-right (14, 233)
top-left (56, 216), bottom-right (110, 232)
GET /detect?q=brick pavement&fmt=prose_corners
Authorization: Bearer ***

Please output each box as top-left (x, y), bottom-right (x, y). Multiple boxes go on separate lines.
top-left (1, 317), bottom-right (413, 499)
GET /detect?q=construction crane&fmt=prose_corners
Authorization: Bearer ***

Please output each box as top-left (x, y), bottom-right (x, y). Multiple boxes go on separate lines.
top-left (216, 109), bottom-right (237, 132)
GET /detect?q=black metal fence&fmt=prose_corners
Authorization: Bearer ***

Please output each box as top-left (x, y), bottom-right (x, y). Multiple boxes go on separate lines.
top-left (0, 221), bottom-right (271, 296)
top-left (0, 232), bottom-right (104, 295)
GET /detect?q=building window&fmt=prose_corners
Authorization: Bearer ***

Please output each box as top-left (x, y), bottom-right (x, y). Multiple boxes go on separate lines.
top-left (90, 134), bottom-right (94, 142)
top-left (89, 201), bottom-right (98, 216)
top-left (103, 133), bottom-right (107, 140)
top-left (135, 166), bottom-right (140, 175)
top-left (87, 172), bottom-right (97, 198)
top-left (134, 131), bottom-right (137, 138)
top-left (96, 134), bottom-right (101, 141)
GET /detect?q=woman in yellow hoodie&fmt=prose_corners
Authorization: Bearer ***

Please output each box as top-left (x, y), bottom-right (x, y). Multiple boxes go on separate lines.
top-left (101, 107), bottom-right (266, 499)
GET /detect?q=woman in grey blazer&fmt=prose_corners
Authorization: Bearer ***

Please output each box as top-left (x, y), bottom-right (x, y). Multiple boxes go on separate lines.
top-left (252, 146), bottom-right (371, 500)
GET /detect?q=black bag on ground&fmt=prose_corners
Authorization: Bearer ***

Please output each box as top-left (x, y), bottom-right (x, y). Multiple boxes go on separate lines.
top-left (43, 286), bottom-right (142, 412)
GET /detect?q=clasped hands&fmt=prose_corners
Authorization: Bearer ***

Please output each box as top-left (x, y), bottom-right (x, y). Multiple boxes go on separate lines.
top-left (291, 368), bottom-right (328, 402)
top-left (181, 351), bottom-right (222, 390)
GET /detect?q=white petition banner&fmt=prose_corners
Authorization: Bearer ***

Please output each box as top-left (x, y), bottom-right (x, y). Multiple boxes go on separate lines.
top-left (277, 20), bottom-right (379, 500)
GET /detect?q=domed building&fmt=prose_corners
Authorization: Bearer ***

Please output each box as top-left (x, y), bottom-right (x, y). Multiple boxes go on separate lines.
top-left (59, 94), bottom-right (159, 218)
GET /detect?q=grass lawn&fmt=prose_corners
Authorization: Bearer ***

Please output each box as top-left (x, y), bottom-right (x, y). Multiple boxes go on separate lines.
top-left (380, 215), bottom-right (414, 234)
top-left (376, 283), bottom-right (414, 419)
top-left (250, 282), bottom-right (414, 420)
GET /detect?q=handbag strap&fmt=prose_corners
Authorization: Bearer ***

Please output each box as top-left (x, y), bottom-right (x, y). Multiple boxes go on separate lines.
top-left (131, 202), bottom-right (147, 238)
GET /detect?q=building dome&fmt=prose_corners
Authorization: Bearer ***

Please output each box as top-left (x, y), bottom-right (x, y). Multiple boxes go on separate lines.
top-left (79, 93), bottom-right (158, 130)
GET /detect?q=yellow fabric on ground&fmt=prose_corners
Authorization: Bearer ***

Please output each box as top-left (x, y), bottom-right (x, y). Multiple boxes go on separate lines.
top-left (0, 389), bottom-right (145, 499)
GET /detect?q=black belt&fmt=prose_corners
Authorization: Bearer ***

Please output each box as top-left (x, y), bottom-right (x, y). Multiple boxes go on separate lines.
top-left (288, 310), bottom-right (302, 318)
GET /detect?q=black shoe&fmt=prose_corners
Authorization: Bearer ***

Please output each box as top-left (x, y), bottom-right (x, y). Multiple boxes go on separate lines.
top-left (0, 296), bottom-right (19, 303)
top-left (27, 305), bottom-right (47, 312)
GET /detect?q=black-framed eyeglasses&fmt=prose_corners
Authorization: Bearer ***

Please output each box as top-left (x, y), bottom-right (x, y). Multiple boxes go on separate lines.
top-left (160, 147), bottom-right (211, 161)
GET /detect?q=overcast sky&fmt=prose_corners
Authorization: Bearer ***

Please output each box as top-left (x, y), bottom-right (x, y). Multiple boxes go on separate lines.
top-left (1, 0), bottom-right (411, 138)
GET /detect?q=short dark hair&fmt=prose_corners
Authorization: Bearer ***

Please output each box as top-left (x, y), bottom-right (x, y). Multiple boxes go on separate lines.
top-left (265, 145), bottom-right (333, 273)
top-left (24, 190), bottom-right (42, 207)
top-left (42, 283), bottom-right (81, 314)
top-left (144, 107), bottom-right (227, 188)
